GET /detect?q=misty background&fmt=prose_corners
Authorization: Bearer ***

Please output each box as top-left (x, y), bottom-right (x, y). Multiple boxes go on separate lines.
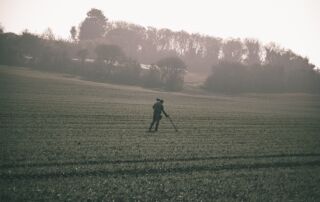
top-left (0, 4), bottom-right (320, 93)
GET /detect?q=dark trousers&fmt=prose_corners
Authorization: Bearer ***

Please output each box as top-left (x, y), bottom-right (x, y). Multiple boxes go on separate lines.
top-left (149, 114), bottom-right (162, 131)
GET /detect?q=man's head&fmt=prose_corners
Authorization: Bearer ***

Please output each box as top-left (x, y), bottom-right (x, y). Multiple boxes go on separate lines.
top-left (156, 98), bottom-right (164, 103)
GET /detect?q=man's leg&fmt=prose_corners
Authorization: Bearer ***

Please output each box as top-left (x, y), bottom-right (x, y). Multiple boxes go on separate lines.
top-left (149, 118), bottom-right (156, 131)
top-left (155, 119), bottom-right (160, 131)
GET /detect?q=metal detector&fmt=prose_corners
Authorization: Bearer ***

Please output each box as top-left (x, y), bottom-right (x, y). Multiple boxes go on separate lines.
top-left (167, 116), bottom-right (178, 132)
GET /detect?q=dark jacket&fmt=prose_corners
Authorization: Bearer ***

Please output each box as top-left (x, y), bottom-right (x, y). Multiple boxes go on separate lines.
top-left (153, 102), bottom-right (168, 118)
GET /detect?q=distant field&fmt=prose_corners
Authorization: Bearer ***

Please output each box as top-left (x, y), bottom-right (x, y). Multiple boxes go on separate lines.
top-left (1, 65), bottom-right (320, 201)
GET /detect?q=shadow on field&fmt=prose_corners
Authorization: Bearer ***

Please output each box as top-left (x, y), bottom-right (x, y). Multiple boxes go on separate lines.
top-left (1, 160), bottom-right (320, 180)
top-left (1, 153), bottom-right (320, 169)
top-left (1, 153), bottom-right (320, 180)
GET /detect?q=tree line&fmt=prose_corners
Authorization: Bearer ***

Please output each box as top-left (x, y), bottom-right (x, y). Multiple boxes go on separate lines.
top-left (1, 8), bottom-right (319, 93)
top-left (0, 21), bottom-right (186, 91)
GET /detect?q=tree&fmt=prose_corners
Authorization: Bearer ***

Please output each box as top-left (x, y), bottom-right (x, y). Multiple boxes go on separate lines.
top-left (19, 31), bottom-right (42, 64)
top-left (0, 23), bottom-right (4, 34)
top-left (221, 39), bottom-right (244, 63)
top-left (105, 24), bottom-right (145, 59)
top-left (111, 58), bottom-right (141, 85)
top-left (264, 43), bottom-right (286, 67)
top-left (142, 64), bottom-right (162, 88)
top-left (0, 32), bottom-right (22, 65)
top-left (205, 61), bottom-right (250, 93)
top-left (95, 44), bottom-right (125, 64)
top-left (244, 39), bottom-right (261, 66)
top-left (41, 28), bottom-right (55, 40)
top-left (70, 26), bottom-right (77, 42)
top-left (156, 56), bottom-right (187, 91)
top-left (77, 48), bottom-right (88, 65)
top-left (79, 8), bottom-right (107, 40)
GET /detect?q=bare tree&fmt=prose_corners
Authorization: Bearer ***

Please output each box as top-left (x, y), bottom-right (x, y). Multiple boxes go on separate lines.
top-left (221, 39), bottom-right (244, 63)
top-left (41, 28), bottom-right (55, 40)
top-left (244, 39), bottom-right (261, 66)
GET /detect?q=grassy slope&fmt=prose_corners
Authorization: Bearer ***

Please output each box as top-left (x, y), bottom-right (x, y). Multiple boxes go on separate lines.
top-left (1, 65), bottom-right (320, 201)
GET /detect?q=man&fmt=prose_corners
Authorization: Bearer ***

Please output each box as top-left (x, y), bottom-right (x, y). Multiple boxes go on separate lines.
top-left (149, 98), bottom-right (169, 132)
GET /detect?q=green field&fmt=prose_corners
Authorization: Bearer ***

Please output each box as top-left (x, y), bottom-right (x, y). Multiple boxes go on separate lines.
top-left (1, 65), bottom-right (320, 201)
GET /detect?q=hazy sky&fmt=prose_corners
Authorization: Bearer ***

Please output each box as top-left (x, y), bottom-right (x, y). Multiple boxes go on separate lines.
top-left (1, 0), bottom-right (319, 67)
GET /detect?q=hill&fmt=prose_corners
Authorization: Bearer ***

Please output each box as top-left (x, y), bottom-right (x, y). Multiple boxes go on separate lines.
top-left (1, 65), bottom-right (320, 201)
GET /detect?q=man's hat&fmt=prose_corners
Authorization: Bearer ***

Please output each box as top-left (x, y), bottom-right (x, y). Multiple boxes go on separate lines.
top-left (156, 98), bottom-right (164, 103)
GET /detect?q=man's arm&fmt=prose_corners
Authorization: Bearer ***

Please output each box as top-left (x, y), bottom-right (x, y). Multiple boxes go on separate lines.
top-left (161, 106), bottom-right (169, 117)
